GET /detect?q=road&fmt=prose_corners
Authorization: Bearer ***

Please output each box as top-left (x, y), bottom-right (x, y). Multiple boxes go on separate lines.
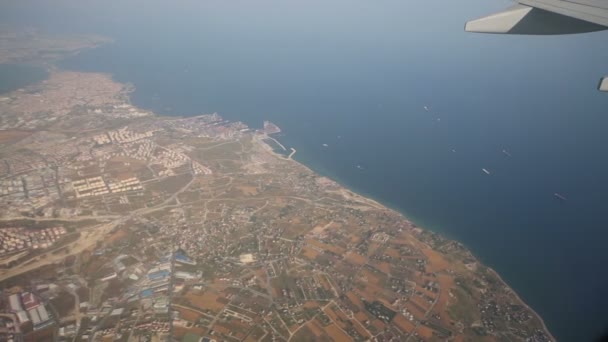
top-left (0, 170), bottom-right (198, 283)
top-left (0, 221), bottom-right (117, 282)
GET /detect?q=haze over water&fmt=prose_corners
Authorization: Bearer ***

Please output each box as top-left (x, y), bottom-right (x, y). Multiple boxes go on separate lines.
top-left (3, 0), bottom-right (608, 340)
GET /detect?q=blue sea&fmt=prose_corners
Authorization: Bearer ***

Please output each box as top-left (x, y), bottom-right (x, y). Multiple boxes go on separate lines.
top-left (2, 0), bottom-right (608, 340)
top-left (0, 64), bottom-right (47, 94)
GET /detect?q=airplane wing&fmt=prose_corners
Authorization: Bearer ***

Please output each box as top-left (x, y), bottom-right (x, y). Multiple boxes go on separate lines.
top-left (600, 77), bottom-right (608, 91)
top-left (465, 0), bottom-right (608, 91)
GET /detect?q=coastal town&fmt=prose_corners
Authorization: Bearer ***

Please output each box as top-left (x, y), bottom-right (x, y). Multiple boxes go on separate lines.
top-left (0, 32), bottom-right (554, 341)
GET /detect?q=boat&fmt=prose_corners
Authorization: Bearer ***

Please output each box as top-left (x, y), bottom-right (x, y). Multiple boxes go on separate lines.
top-left (322, 143), bottom-right (328, 147)
top-left (482, 168), bottom-right (491, 175)
top-left (554, 193), bottom-right (567, 201)
top-left (424, 106), bottom-right (429, 111)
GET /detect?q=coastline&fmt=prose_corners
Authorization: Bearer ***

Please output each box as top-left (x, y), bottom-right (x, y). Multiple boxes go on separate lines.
top-left (4, 62), bottom-right (555, 339)
top-left (487, 268), bottom-right (556, 341)
top-left (256, 132), bottom-right (555, 341)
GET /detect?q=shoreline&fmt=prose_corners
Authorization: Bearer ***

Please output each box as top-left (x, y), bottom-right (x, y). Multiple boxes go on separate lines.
top-left (487, 268), bottom-right (556, 341)
top-left (10, 64), bottom-right (555, 340)
top-left (255, 132), bottom-right (556, 341)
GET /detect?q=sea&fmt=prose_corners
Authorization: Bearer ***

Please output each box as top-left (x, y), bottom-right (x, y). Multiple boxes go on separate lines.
top-left (0, 64), bottom-right (47, 94)
top-left (2, 0), bottom-right (608, 340)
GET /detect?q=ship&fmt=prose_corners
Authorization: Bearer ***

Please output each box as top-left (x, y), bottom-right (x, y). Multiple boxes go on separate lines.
top-left (502, 149), bottom-right (512, 157)
top-left (554, 193), bottom-right (567, 201)
top-left (482, 168), bottom-right (491, 175)
top-left (424, 106), bottom-right (429, 112)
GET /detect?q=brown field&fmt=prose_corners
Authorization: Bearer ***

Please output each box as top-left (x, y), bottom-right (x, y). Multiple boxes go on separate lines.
top-left (146, 173), bottom-right (192, 193)
top-left (210, 322), bottom-right (231, 335)
top-left (323, 306), bottom-right (342, 327)
top-left (416, 285), bottom-right (437, 299)
top-left (104, 156), bottom-right (147, 175)
top-left (404, 300), bottom-right (427, 321)
top-left (291, 325), bottom-right (318, 342)
top-left (244, 326), bottom-right (266, 342)
top-left (346, 291), bottom-right (363, 307)
top-left (410, 295), bottom-right (432, 313)
top-left (305, 239), bottom-right (345, 256)
top-left (173, 326), bottom-right (189, 339)
top-left (307, 319), bottom-right (325, 337)
top-left (299, 246), bottom-right (320, 260)
top-left (344, 252), bottom-right (367, 266)
top-left (355, 311), bottom-right (368, 324)
top-left (303, 301), bottom-right (321, 309)
top-left (371, 319), bottom-right (386, 331)
top-left (217, 321), bottom-right (248, 340)
top-left (359, 268), bottom-right (384, 286)
top-left (366, 242), bottom-right (381, 257)
top-left (310, 221), bottom-right (331, 235)
top-left (349, 235), bottom-right (361, 244)
top-left (415, 325), bottom-right (435, 339)
top-left (326, 304), bottom-right (365, 339)
top-left (393, 314), bottom-right (416, 334)
top-left (183, 289), bottom-right (226, 314)
top-left (316, 274), bottom-right (335, 294)
top-left (432, 274), bottom-right (455, 326)
top-left (372, 261), bottom-right (391, 274)
top-left (324, 323), bottom-right (352, 341)
top-left (421, 247), bottom-right (450, 272)
top-left (236, 185), bottom-right (258, 196)
top-left (106, 228), bottom-right (128, 243)
top-left (284, 223), bottom-right (313, 239)
top-left (384, 247), bottom-right (401, 258)
top-left (0, 130), bottom-right (32, 144)
top-left (174, 305), bottom-right (203, 322)
top-left (392, 235), bottom-right (416, 245)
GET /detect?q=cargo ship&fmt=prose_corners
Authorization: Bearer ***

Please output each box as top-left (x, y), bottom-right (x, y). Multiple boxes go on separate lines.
top-left (554, 193), bottom-right (567, 201)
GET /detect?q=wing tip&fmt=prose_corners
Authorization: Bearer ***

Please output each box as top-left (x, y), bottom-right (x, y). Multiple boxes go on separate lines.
top-left (465, 4), bottom-right (608, 35)
top-left (599, 77), bottom-right (608, 92)
top-left (464, 20), bottom-right (476, 33)
top-left (464, 5), bottom-right (532, 34)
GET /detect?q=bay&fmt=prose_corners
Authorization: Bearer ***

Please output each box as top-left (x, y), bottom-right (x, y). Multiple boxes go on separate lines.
top-left (0, 64), bottom-right (48, 95)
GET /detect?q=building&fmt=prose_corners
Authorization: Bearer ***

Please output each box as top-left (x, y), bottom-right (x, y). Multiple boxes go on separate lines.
top-left (16, 310), bottom-right (29, 324)
top-left (21, 292), bottom-right (39, 310)
top-left (37, 305), bottom-right (50, 322)
top-left (28, 308), bottom-right (41, 325)
top-left (8, 294), bottom-right (23, 312)
top-left (175, 271), bottom-right (197, 280)
top-left (100, 272), bottom-right (118, 282)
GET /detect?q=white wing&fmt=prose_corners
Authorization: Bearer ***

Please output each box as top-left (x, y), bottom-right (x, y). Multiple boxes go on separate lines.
top-left (465, 0), bottom-right (608, 34)
top-left (600, 77), bottom-right (608, 91)
top-left (465, 0), bottom-right (608, 91)
top-left (519, 0), bottom-right (608, 27)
